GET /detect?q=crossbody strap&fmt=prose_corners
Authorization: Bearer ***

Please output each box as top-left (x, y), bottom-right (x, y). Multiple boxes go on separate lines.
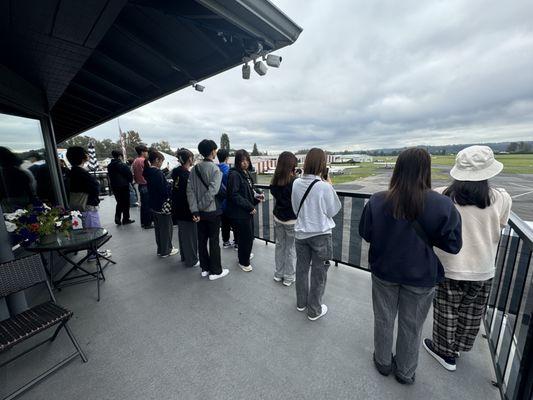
top-left (194, 166), bottom-right (209, 189)
top-left (297, 179), bottom-right (320, 217)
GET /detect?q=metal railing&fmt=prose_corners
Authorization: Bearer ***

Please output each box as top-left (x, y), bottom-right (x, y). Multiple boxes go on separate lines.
top-left (254, 184), bottom-right (533, 400)
top-left (484, 212), bottom-right (533, 400)
top-left (253, 184), bottom-right (371, 271)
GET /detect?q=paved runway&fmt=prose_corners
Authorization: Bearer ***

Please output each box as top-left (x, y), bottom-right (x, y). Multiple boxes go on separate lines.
top-left (336, 168), bottom-right (533, 221)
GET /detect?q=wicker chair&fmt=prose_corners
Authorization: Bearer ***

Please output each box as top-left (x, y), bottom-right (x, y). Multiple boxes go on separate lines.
top-left (0, 254), bottom-right (87, 400)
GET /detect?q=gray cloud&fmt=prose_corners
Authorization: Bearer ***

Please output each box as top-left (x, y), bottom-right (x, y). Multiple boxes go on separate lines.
top-left (3, 0), bottom-right (532, 153)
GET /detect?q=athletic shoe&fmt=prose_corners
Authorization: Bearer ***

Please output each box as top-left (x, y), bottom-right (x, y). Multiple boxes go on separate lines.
top-left (282, 280), bottom-right (293, 287)
top-left (423, 338), bottom-right (456, 371)
top-left (122, 219), bottom-right (135, 225)
top-left (308, 304), bottom-right (328, 321)
top-left (209, 268), bottom-right (229, 281)
top-left (160, 248), bottom-right (179, 258)
top-left (98, 249), bottom-right (111, 257)
top-left (142, 224), bottom-right (154, 229)
top-left (115, 220), bottom-right (122, 225)
top-left (240, 264), bottom-right (253, 272)
top-left (273, 276), bottom-right (282, 282)
top-left (192, 261), bottom-right (200, 268)
top-left (201, 271), bottom-right (209, 278)
top-left (223, 241), bottom-right (234, 249)
top-left (297, 306), bottom-right (306, 312)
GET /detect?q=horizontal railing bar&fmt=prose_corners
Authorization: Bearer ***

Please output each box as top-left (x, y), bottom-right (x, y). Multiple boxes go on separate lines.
top-left (507, 211), bottom-right (533, 250)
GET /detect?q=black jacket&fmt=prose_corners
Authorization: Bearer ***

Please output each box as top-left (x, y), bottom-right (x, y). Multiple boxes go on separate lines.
top-left (270, 179), bottom-right (297, 222)
top-left (107, 159), bottom-right (132, 189)
top-left (69, 166), bottom-right (100, 206)
top-left (359, 190), bottom-right (462, 287)
top-left (226, 168), bottom-right (259, 219)
top-left (143, 167), bottom-right (170, 212)
top-left (171, 166), bottom-right (193, 222)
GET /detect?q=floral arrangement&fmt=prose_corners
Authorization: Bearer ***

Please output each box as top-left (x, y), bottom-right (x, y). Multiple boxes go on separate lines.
top-left (4, 201), bottom-right (82, 246)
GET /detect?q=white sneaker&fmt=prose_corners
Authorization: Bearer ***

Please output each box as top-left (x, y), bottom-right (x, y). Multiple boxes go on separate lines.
top-left (160, 248), bottom-right (179, 258)
top-left (240, 264), bottom-right (253, 272)
top-left (282, 280), bottom-right (293, 287)
top-left (193, 261), bottom-right (200, 268)
top-left (223, 241), bottom-right (234, 249)
top-left (209, 268), bottom-right (229, 281)
top-left (201, 271), bottom-right (209, 278)
top-left (297, 306), bottom-right (306, 312)
top-left (308, 305), bottom-right (328, 321)
top-left (273, 276), bottom-right (282, 282)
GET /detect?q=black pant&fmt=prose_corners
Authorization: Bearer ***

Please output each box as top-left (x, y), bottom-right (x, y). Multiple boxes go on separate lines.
top-left (197, 216), bottom-right (222, 275)
top-left (138, 184), bottom-right (152, 227)
top-left (113, 186), bottom-right (130, 223)
top-left (221, 214), bottom-right (232, 243)
top-left (232, 217), bottom-right (254, 266)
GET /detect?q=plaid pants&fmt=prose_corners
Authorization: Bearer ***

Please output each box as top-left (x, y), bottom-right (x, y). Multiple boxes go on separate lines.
top-left (432, 278), bottom-right (492, 357)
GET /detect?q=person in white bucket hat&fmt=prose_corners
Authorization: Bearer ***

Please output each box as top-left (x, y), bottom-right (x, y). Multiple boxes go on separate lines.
top-left (424, 145), bottom-right (512, 372)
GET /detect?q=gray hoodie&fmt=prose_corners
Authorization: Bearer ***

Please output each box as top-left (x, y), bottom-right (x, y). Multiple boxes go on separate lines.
top-left (186, 159), bottom-right (222, 218)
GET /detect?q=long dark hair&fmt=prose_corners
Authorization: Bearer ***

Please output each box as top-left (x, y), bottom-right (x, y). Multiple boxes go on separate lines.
top-left (386, 148), bottom-right (431, 220)
top-left (144, 148), bottom-right (164, 169)
top-left (443, 180), bottom-right (492, 208)
top-left (271, 151), bottom-right (297, 186)
top-left (234, 149), bottom-right (251, 171)
top-left (303, 148), bottom-right (327, 176)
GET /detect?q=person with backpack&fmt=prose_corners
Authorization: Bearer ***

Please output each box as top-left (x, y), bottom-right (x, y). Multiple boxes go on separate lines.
top-left (423, 146), bottom-right (512, 371)
top-left (187, 139), bottom-right (229, 281)
top-left (171, 148), bottom-right (199, 268)
top-left (107, 150), bottom-right (135, 225)
top-left (270, 151), bottom-right (299, 286)
top-left (226, 149), bottom-right (263, 272)
top-left (358, 148), bottom-right (462, 385)
top-left (143, 148), bottom-right (178, 258)
top-left (216, 148), bottom-right (235, 249)
top-left (291, 148), bottom-right (341, 320)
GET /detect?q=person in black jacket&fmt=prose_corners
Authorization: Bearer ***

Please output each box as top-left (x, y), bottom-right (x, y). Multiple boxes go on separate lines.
top-left (171, 148), bottom-right (199, 268)
top-left (270, 151), bottom-right (298, 286)
top-left (143, 149), bottom-right (178, 258)
top-left (107, 150), bottom-right (134, 225)
top-left (226, 149), bottom-right (263, 272)
top-left (358, 148), bottom-right (462, 385)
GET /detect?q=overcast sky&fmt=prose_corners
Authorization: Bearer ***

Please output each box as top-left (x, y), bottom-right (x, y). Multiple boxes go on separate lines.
top-left (3, 0), bottom-right (533, 153)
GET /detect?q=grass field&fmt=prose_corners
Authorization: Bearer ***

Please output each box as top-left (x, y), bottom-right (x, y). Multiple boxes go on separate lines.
top-left (256, 154), bottom-right (533, 185)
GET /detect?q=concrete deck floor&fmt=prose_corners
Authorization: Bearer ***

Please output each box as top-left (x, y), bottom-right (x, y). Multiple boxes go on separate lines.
top-left (1, 197), bottom-right (500, 400)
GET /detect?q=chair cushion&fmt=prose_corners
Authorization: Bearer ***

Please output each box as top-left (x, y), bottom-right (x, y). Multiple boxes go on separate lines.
top-left (0, 302), bottom-right (73, 352)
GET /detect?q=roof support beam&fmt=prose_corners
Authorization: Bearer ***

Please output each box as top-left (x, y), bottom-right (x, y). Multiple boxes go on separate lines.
top-left (69, 82), bottom-right (123, 106)
top-left (80, 69), bottom-right (142, 100)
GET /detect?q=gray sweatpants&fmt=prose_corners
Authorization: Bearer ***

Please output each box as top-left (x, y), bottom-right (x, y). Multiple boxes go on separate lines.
top-left (372, 274), bottom-right (434, 382)
top-left (274, 220), bottom-right (296, 282)
top-left (177, 220), bottom-right (198, 267)
top-left (295, 234), bottom-right (332, 318)
top-left (152, 212), bottom-right (173, 256)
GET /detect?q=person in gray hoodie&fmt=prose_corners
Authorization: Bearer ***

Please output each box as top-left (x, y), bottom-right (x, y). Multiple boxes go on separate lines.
top-left (187, 139), bottom-right (229, 281)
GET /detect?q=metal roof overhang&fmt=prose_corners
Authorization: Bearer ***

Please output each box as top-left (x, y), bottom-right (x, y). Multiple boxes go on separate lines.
top-left (0, 0), bottom-right (302, 142)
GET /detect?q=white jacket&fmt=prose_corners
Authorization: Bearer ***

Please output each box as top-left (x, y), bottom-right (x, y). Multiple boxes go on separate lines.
top-left (291, 175), bottom-right (342, 239)
top-left (434, 187), bottom-right (512, 281)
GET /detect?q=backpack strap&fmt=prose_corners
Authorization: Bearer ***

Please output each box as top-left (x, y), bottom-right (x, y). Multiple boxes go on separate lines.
top-left (297, 179), bottom-right (320, 217)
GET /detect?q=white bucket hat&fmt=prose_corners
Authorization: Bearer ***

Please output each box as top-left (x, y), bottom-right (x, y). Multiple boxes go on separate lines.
top-left (450, 145), bottom-right (503, 181)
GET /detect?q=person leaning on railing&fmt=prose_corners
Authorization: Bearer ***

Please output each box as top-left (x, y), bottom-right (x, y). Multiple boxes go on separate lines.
top-left (423, 146), bottom-right (512, 372)
top-left (291, 148), bottom-right (342, 321)
top-left (358, 148), bottom-right (462, 385)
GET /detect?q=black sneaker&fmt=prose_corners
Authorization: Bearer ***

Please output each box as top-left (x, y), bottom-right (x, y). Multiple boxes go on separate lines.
top-left (115, 220), bottom-right (122, 225)
top-left (122, 219), bottom-right (135, 225)
top-left (373, 353), bottom-right (392, 376)
top-left (423, 338), bottom-right (456, 371)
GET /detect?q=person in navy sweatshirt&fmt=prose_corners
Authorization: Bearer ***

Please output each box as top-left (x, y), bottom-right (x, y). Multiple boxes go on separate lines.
top-left (143, 148), bottom-right (178, 258)
top-left (359, 148), bottom-right (462, 385)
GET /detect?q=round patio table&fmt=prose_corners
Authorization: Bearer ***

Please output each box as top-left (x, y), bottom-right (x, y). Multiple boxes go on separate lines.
top-left (27, 228), bottom-right (113, 301)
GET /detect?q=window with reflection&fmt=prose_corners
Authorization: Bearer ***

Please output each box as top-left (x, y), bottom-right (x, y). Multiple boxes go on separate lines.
top-left (0, 113), bottom-right (59, 212)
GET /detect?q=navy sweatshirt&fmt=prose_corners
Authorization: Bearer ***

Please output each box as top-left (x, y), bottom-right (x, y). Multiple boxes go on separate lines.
top-left (143, 167), bottom-right (170, 212)
top-left (359, 190), bottom-right (462, 287)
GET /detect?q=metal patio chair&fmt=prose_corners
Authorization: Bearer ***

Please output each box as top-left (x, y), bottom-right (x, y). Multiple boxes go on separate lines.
top-left (0, 254), bottom-right (87, 400)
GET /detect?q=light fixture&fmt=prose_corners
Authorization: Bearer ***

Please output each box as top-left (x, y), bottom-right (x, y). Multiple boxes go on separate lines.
top-left (190, 81), bottom-right (205, 92)
top-left (242, 63), bottom-right (250, 79)
top-left (254, 60), bottom-right (267, 76)
top-left (266, 54), bottom-right (282, 68)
